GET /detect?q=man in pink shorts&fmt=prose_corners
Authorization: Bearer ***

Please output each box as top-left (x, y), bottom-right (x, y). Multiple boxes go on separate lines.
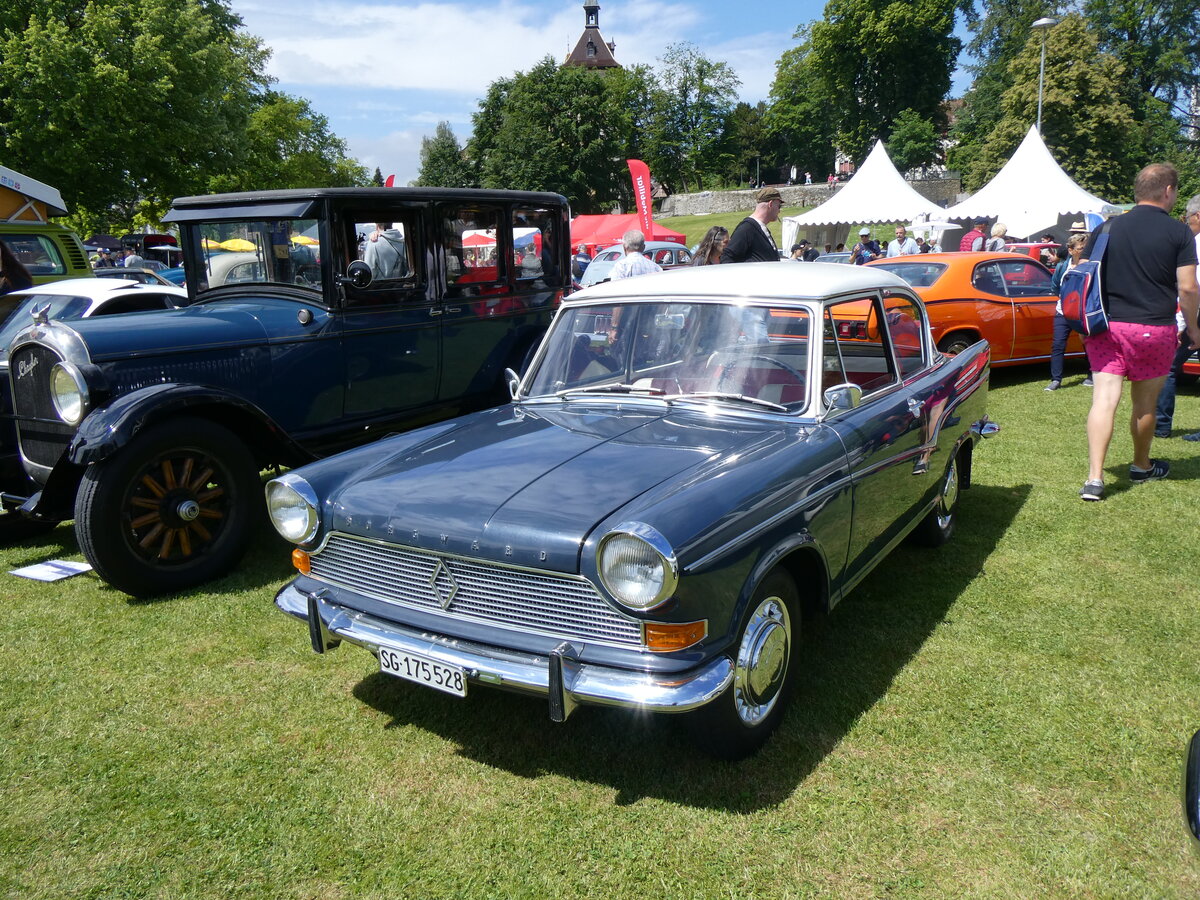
top-left (1080, 163), bottom-right (1200, 500)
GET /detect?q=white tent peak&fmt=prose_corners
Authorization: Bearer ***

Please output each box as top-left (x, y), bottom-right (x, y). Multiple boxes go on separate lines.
top-left (943, 126), bottom-right (1120, 238)
top-left (783, 141), bottom-right (945, 234)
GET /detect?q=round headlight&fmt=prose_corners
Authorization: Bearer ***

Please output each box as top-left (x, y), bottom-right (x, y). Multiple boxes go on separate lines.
top-left (266, 477), bottom-right (319, 544)
top-left (50, 362), bottom-right (89, 426)
top-left (598, 529), bottom-right (678, 610)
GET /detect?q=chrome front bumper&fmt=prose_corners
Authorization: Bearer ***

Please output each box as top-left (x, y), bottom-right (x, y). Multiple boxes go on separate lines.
top-left (275, 583), bottom-right (733, 721)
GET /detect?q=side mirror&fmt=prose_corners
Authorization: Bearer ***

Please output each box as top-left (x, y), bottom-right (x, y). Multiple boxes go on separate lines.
top-left (1187, 729), bottom-right (1200, 844)
top-left (822, 382), bottom-right (862, 413)
top-left (504, 367), bottom-right (521, 400)
top-left (339, 260), bottom-right (373, 289)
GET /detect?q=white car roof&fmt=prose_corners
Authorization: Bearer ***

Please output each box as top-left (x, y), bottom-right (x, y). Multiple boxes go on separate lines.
top-left (568, 259), bottom-right (910, 304)
top-left (9, 277), bottom-right (187, 302)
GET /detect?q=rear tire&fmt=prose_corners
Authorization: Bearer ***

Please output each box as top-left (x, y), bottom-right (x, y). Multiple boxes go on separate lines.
top-left (74, 417), bottom-right (259, 597)
top-left (913, 450), bottom-right (960, 547)
top-left (685, 569), bottom-right (800, 760)
top-left (937, 332), bottom-right (975, 357)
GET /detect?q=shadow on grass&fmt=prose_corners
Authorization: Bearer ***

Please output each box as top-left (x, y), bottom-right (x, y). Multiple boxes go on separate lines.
top-left (350, 482), bottom-right (1031, 812)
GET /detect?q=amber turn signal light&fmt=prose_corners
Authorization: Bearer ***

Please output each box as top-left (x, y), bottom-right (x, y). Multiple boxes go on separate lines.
top-left (291, 548), bottom-right (311, 575)
top-left (644, 620), bottom-right (707, 652)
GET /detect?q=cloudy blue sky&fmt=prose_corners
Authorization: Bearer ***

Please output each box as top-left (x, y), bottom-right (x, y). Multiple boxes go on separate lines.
top-left (236, 0), bottom-right (973, 185)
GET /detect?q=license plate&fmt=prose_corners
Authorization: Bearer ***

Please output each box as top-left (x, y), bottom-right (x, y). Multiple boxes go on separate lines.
top-left (378, 646), bottom-right (467, 698)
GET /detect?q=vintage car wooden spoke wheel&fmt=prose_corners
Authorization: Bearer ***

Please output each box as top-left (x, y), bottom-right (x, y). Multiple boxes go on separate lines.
top-left (686, 569), bottom-right (800, 760)
top-left (74, 417), bottom-right (259, 597)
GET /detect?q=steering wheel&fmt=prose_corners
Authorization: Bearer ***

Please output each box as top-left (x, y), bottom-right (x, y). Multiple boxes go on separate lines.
top-left (717, 354), bottom-right (806, 388)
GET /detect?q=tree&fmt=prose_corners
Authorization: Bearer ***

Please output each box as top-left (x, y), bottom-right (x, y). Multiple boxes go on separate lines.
top-left (765, 41), bottom-right (840, 181)
top-left (468, 58), bottom-right (628, 212)
top-left (412, 122), bottom-right (475, 188)
top-left (647, 43), bottom-right (741, 193)
top-left (207, 91), bottom-right (368, 194)
top-left (0, 0), bottom-right (267, 218)
top-left (372, 168), bottom-right (385, 187)
top-left (887, 109), bottom-right (940, 172)
top-left (805, 0), bottom-right (960, 161)
top-left (965, 15), bottom-right (1139, 200)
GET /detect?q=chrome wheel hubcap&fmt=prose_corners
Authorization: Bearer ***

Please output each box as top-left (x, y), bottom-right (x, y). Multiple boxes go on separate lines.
top-left (937, 459), bottom-right (959, 529)
top-left (733, 596), bottom-right (791, 726)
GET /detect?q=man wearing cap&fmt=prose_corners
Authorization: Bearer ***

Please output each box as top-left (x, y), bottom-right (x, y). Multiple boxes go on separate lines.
top-left (721, 187), bottom-right (782, 264)
top-left (850, 228), bottom-right (881, 265)
top-left (959, 220), bottom-right (987, 252)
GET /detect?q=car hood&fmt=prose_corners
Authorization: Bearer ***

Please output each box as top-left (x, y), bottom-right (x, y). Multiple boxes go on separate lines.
top-left (322, 403), bottom-right (764, 572)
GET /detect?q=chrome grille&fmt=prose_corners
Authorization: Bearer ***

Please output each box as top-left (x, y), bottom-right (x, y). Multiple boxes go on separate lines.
top-left (310, 533), bottom-right (644, 648)
top-left (9, 344), bottom-right (74, 469)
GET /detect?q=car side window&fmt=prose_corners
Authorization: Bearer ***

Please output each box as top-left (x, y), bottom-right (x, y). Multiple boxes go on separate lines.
top-left (881, 293), bottom-right (927, 378)
top-left (824, 296), bottom-right (897, 395)
top-left (996, 259), bottom-right (1053, 297)
top-left (91, 293), bottom-right (173, 315)
top-left (436, 205), bottom-right (505, 298)
top-left (512, 207), bottom-right (560, 288)
top-left (1, 234), bottom-right (65, 275)
top-left (352, 216), bottom-right (417, 284)
top-left (971, 262), bottom-right (1007, 296)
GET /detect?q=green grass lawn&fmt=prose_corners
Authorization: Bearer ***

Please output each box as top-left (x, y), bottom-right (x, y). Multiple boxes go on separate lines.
top-left (3, 369), bottom-right (1200, 896)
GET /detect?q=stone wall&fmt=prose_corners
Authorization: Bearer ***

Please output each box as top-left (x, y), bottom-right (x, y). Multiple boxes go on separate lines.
top-left (658, 176), bottom-right (962, 218)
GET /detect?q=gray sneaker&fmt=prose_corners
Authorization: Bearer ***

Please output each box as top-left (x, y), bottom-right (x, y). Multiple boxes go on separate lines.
top-left (1079, 480), bottom-right (1105, 501)
top-left (1129, 459), bottom-right (1169, 483)
top-left (1044, 380), bottom-right (1061, 392)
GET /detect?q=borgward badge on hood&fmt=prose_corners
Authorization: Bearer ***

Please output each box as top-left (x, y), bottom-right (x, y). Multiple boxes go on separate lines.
top-left (428, 559), bottom-right (458, 609)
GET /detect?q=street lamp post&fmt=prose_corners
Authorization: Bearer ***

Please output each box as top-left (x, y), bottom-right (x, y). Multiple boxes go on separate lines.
top-left (1032, 17), bottom-right (1058, 134)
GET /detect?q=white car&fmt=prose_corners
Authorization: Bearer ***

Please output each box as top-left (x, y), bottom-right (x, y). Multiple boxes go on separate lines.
top-left (0, 278), bottom-right (188, 363)
top-left (578, 241), bottom-right (693, 288)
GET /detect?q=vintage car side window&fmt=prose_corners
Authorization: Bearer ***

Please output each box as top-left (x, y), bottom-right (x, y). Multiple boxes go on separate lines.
top-left (438, 205), bottom-right (504, 298)
top-left (971, 262), bottom-right (1008, 296)
top-left (351, 215), bottom-right (417, 284)
top-left (996, 258), bottom-right (1053, 296)
top-left (197, 218), bottom-right (321, 291)
top-left (881, 294), bottom-right (927, 378)
top-left (824, 296), bottom-right (896, 395)
top-left (512, 207), bottom-right (560, 286)
top-left (91, 293), bottom-right (175, 315)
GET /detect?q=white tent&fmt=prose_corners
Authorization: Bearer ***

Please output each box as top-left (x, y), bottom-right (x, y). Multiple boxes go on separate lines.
top-left (943, 126), bottom-right (1121, 239)
top-left (781, 141), bottom-right (946, 249)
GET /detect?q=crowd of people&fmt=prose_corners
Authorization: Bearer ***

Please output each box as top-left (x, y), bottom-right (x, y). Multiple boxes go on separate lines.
top-left (593, 164), bottom-right (1200, 501)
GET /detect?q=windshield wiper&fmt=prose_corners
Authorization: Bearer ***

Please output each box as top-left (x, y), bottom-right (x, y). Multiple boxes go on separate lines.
top-left (679, 391), bottom-right (788, 412)
top-left (556, 383), bottom-right (666, 397)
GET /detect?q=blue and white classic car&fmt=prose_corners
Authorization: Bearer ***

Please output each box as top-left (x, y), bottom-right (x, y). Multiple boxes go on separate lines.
top-left (270, 263), bottom-right (996, 758)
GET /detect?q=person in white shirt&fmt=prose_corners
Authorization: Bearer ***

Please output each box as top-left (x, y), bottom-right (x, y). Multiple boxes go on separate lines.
top-left (122, 248), bottom-right (144, 268)
top-left (886, 225), bottom-right (918, 257)
top-left (607, 230), bottom-right (662, 281)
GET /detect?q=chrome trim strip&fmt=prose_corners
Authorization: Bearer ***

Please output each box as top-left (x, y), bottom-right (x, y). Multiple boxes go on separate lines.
top-left (276, 583), bottom-right (732, 717)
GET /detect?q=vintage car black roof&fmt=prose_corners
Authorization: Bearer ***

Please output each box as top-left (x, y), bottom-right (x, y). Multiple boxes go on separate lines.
top-left (164, 187), bottom-right (569, 223)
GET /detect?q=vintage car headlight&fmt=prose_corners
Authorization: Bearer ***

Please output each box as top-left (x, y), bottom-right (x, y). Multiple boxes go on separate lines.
top-left (49, 362), bottom-right (90, 425)
top-left (598, 526), bottom-right (678, 611)
top-left (266, 476), bottom-right (320, 544)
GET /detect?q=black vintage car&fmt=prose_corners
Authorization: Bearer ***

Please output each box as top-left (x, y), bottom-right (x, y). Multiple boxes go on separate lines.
top-left (5, 188), bottom-right (571, 596)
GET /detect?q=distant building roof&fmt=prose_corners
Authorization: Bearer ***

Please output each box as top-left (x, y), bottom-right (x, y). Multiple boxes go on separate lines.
top-left (564, 1), bottom-right (620, 69)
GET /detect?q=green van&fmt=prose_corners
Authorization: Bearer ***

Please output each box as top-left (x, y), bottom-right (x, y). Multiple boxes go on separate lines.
top-left (0, 165), bottom-right (93, 284)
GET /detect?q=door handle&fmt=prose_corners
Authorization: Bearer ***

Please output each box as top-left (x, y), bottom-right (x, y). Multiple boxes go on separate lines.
top-left (428, 308), bottom-right (444, 317)
top-left (444, 307), bottom-right (462, 313)
top-left (907, 397), bottom-right (924, 416)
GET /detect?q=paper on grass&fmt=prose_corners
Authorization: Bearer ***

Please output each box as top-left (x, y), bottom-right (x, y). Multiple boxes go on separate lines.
top-left (10, 559), bottom-right (93, 582)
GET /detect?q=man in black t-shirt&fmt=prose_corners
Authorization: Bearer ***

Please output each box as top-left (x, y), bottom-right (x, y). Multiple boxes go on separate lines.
top-left (1078, 163), bottom-right (1200, 501)
top-left (721, 188), bottom-right (782, 263)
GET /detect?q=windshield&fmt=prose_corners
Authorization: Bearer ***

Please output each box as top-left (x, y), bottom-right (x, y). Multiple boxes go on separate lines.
top-left (0, 293), bottom-right (90, 362)
top-left (870, 261), bottom-right (948, 288)
top-left (191, 218), bottom-right (321, 293)
top-left (524, 301), bottom-right (812, 411)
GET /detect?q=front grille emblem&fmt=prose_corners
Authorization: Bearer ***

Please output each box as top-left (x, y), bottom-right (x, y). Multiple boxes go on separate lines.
top-left (428, 559), bottom-right (458, 609)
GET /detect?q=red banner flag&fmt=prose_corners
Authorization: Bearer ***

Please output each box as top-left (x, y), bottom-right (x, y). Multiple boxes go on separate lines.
top-left (626, 159), bottom-right (654, 238)
top-left (384, 174), bottom-right (396, 187)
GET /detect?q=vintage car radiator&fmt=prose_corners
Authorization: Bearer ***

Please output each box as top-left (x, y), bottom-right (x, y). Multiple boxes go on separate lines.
top-left (10, 343), bottom-right (75, 470)
top-left (310, 533), bottom-right (644, 648)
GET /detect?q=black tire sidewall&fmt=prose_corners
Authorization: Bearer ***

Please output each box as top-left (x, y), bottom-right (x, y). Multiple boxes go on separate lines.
top-left (74, 417), bottom-right (259, 597)
top-left (685, 569), bottom-right (801, 760)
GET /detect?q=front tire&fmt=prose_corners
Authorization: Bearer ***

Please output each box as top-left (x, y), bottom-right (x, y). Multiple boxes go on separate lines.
top-left (937, 332), bottom-right (975, 357)
top-left (685, 569), bottom-right (800, 760)
top-left (74, 417), bottom-right (259, 597)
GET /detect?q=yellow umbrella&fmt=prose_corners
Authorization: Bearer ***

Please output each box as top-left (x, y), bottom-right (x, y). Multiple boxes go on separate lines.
top-left (290, 235), bottom-right (318, 246)
top-left (201, 237), bottom-right (223, 250)
top-left (220, 238), bottom-right (255, 252)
